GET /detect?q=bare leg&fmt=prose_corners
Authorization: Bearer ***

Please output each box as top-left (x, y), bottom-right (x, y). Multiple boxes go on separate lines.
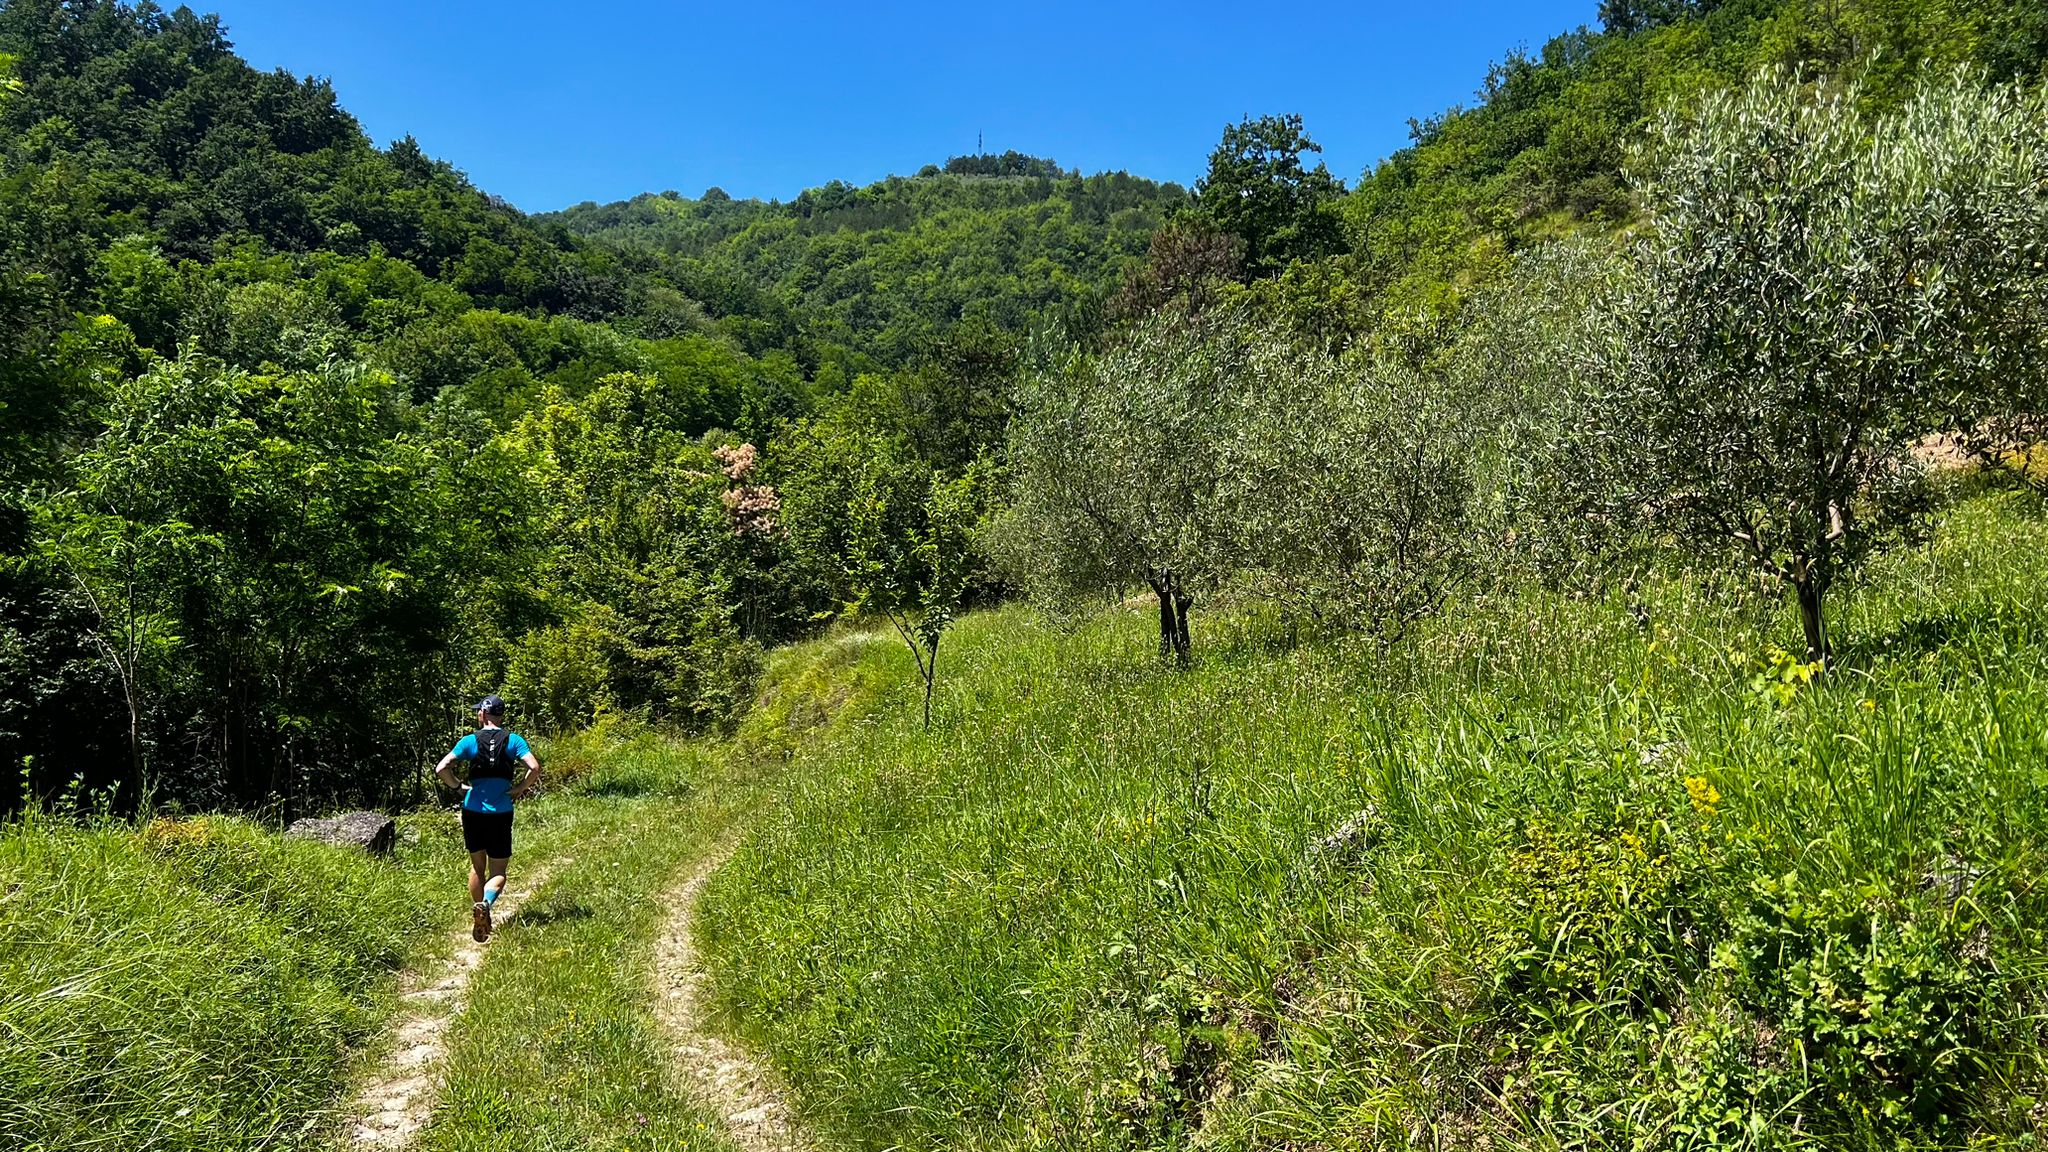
top-left (484, 856), bottom-right (509, 903)
top-left (468, 850), bottom-right (491, 941)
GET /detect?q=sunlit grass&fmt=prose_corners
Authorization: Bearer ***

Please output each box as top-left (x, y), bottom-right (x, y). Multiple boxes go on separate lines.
top-left (0, 808), bottom-right (452, 1151)
top-left (700, 488), bottom-right (2048, 1150)
top-left (413, 728), bottom-right (751, 1152)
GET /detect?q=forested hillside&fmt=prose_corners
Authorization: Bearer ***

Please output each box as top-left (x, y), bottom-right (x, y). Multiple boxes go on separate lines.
top-left (552, 160), bottom-right (1185, 367)
top-left (1302, 0), bottom-right (2048, 324)
top-left (0, 2), bottom-right (1170, 812)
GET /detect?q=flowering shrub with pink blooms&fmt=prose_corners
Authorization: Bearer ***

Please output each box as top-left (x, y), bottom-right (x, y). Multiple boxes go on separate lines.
top-left (716, 443), bottom-right (786, 541)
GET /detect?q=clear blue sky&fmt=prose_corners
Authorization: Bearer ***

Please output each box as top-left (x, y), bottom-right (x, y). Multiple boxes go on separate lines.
top-left (208, 0), bottom-right (1599, 213)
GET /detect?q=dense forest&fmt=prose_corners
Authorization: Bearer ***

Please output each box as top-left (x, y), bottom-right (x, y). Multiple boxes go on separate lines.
top-left (1, 0), bottom-right (2044, 821)
top-left (550, 162), bottom-right (1186, 367)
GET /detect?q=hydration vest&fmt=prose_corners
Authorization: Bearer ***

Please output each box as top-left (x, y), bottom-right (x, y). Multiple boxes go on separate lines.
top-left (472, 728), bottom-right (516, 782)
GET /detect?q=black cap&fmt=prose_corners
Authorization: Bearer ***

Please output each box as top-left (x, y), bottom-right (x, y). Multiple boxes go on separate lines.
top-left (477, 694), bottom-right (506, 719)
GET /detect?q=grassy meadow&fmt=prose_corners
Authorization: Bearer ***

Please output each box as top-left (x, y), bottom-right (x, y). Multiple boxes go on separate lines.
top-left (0, 805), bottom-right (453, 1150)
top-left (698, 487), bottom-right (2048, 1150)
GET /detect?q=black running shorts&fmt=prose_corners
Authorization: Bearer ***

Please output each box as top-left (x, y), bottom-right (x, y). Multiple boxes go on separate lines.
top-left (460, 808), bottom-right (514, 859)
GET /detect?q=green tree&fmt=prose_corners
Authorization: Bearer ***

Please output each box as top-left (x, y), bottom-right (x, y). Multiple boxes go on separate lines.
top-left (1585, 67), bottom-right (2048, 664)
top-left (1194, 114), bottom-right (1347, 278)
top-left (1599, 0), bottom-right (1709, 36)
top-left (27, 353), bottom-right (462, 804)
top-left (95, 237), bottom-right (185, 355)
top-left (1216, 339), bottom-right (1483, 639)
top-left (507, 373), bottom-right (760, 728)
top-left (847, 463), bottom-right (985, 729)
top-left (997, 313), bottom-right (1247, 663)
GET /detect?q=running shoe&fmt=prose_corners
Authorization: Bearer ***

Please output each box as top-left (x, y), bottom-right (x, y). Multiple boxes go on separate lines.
top-left (471, 900), bottom-right (492, 942)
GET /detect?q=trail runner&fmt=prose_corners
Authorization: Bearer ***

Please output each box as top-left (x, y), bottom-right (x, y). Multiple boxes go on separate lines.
top-left (433, 695), bottom-right (541, 941)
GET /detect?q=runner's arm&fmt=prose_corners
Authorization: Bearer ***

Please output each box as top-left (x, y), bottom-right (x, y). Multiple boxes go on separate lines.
top-left (509, 751), bottom-right (542, 801)
top-left (433, 751), bottom-right (467, 793)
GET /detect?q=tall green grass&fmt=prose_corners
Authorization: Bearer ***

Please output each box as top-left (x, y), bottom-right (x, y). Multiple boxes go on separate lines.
top-left (699, 489), bottom-right (2048, 1150)
top-left (0, 808), bottom-right (453, 1151)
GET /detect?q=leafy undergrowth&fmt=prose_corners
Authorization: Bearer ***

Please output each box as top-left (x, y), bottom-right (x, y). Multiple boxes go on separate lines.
top-left (699, 489), bottom-right (2048, 1151)
top-left (414, 727), bottom-right (751, 1152)
top-left (0, 805), bottom-right (452, 1151)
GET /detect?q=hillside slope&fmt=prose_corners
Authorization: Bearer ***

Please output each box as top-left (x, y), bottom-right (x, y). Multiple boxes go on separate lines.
top-left (1347, 0), bottom-right (2048, 312)
top-left (698, 489), bottom-right (2048, 1150)
top-left (551, 162), bottom-right (1186, 367)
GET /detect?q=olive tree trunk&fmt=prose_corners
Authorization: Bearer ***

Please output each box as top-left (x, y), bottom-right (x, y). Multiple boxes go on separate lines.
top-left (1148, 571), bottom-right (1193, 666)
top-left (1795, 573), bottom-right (1830, 667)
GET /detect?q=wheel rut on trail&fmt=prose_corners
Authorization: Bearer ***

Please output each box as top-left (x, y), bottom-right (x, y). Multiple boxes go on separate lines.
top-left (337, 862), bottom-right (558, 1149)
top-left (653, 841), bottom-right (819, 1152)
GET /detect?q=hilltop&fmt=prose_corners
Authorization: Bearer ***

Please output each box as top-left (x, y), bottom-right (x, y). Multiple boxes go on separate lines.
top-left (551, 157), bottom-right (1185, 366)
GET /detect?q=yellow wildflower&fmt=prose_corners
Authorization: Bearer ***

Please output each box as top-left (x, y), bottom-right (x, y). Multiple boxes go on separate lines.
top-left (1684, 775), bottom-right (1721, 815)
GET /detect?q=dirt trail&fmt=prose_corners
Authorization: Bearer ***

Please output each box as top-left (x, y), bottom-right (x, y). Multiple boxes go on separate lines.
top-left (337, 862), bottom-right (557, 1148)
top-left (653, 842), bottom-right (819, 1152)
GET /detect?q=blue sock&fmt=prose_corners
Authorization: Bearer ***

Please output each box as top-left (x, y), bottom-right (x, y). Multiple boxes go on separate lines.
top-left (483, 887), bottom-right (500, 907)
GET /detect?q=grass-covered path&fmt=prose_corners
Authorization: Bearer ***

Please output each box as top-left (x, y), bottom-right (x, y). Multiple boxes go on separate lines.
top-left (341, 859), bottom-right (558, 1146)
top-left (330, 731), bottom-right (817, 1152)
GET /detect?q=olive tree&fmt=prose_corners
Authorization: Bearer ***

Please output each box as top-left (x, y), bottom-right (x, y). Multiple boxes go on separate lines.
top-left (1000, 309), bottom-right (1487, 656)
top-left (996, 313), bottom-right (1247, 663)
top-left (1455, 240), bottom-right (1651, 588)
top-left (1215, 342), bottom-right (1483, 639)
top-left (1595, 67), bottom-right (2048, 664)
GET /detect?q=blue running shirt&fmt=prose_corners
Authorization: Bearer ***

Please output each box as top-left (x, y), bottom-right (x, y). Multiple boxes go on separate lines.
top-left (450, 727), bottom-right (531, 813)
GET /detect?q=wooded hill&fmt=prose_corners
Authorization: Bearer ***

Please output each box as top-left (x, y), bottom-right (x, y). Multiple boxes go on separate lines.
top-left (551, 162), bottom-right (1186, 368)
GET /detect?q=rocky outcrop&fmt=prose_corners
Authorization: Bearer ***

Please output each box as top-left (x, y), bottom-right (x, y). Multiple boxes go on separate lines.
top-left (286, 811), bottom-right (396, 855)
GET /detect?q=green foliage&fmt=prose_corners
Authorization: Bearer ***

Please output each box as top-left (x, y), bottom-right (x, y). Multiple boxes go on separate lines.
top-left (768, 414), bottom-right (930, 628)
top-left (553, 164), bottom-right (1186, 366)
top-left (1193, 114), bottom-right (1347, 278)
top-left (0, 4), bottom-right (1195, 810)
top-left (998, 312), bottom-right (1245, 656)
top-left (848, 460), bottom-right (990, 728)
top-left (1572, 66), bottom-right (2048, 661)
top-left (0, 2), bottom-right (824, 807)
top-left (502, 617), bottom-right (614, 736)
top-left (1216, 341), bottom-right (1484, 637)
top-left (506, 374), bottom-right (763, 730)
top-left (27, 354), bottom-right (460, 805)
top-left (1715, 872), bottom-right (1994, 1127)
top-left (1002, 308), bottom-right (1486, 654)
top-left (1344, 0), bottom-right (2048, 320)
